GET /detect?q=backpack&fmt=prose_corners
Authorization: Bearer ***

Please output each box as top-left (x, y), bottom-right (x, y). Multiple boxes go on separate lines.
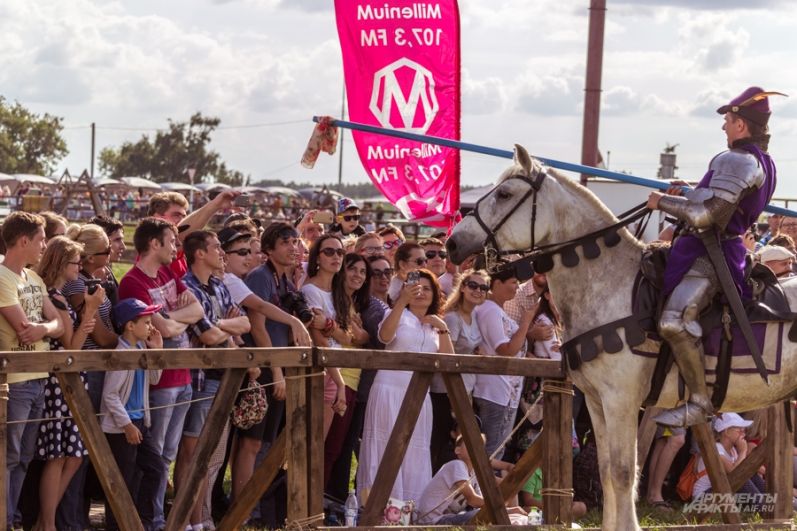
top-left (676, 454), bottom-right (708, 501)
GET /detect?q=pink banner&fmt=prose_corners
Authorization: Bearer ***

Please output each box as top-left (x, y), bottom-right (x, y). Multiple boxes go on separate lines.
top-left (335, 0), bottom-right (460, 228)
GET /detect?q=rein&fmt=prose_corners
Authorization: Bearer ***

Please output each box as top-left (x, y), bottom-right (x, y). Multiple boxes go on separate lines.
top-left (469, 165), bottom-right (651, 274)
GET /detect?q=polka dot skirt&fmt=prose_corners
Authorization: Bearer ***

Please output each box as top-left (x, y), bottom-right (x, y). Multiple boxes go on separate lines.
top-left (36, 372), bottom-right (88, 460)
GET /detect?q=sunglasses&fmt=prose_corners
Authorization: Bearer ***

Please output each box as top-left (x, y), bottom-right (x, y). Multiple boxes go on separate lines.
top-left (409, 257), bottom-right (428, 266)
top-left (341, 215), bottom-right (361, 222)
top-left (91, 249), bottom-right (112, 256)
top-left (319, 247), bottom-right (346, 257)
top-left (383, 239), bottom-right (404, 250)
top-left (425, 250), bottom-right (448, 260)
top-left (67, 260), bottom-right (82, 266)
top-left (362, 246), bottom-right (383, 255)
top-left (227, 248), bottom-right (252, 257)
top-left (371, 268), bottom-right (394, 279)
top-left (464, 280), bottom-right (490, 293)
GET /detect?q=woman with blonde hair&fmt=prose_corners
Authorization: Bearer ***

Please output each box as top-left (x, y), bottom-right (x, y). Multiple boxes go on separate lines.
top-left (34, 236), bottom-right (105, 531)
top-left (430, 269), bottom-right (490, 471)
top-left (63, 225), bottom-right (118, 405)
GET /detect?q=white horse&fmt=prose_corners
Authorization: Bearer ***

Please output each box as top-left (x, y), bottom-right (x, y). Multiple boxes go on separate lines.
top-left (446, 145), bottom-right (797, 531)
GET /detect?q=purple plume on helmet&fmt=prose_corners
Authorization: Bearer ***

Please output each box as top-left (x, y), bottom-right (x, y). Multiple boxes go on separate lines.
top-left (716, 86), bottom-right (788, 126)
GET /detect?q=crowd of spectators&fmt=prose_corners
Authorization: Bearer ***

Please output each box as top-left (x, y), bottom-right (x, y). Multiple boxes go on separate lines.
top-left (1, 190), bottom-right (796, 529)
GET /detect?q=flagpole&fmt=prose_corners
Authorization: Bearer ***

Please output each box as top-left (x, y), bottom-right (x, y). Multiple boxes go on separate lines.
top-left (315, 116), bottom-right (797, 217)
top-left (337, 84), bottom-right (345, 187)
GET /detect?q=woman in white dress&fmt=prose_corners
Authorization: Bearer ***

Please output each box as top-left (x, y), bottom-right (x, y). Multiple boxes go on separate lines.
top-left (357, 269), bottom-right (454, 506)
top-left (430, 269), bottom-right (489, 471)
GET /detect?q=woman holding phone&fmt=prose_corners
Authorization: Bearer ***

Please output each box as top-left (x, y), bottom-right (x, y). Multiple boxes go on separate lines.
top-left (387, 242), bottom-right (427, 303)
top-left (357, 269), bottom-right (453, 505)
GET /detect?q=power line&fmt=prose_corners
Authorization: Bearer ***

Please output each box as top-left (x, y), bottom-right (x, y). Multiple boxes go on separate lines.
top-left (84, 118), bottom-right (308, 133)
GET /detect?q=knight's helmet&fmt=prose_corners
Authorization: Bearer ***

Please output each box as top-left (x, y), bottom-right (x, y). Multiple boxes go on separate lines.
top-left (716, 86), bottom-right (788, 126)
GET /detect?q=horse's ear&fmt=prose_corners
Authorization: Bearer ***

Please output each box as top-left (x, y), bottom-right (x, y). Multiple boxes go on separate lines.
top-left (513, 144), bottom-right (533, 176)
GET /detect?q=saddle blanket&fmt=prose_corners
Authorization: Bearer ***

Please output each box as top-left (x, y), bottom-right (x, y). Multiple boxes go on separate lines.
top-left (632, 322), bottom-right (784, 381)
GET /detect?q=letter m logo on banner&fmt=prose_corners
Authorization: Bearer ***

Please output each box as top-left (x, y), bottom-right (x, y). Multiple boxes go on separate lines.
top-left (370, 58), bottom-right (439, 134)
top-left (335, 0), bottom-right (461, 228)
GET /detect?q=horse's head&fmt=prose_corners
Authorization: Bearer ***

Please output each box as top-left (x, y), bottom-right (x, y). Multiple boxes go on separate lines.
top-left (447, 144), bottom-right (552, 264)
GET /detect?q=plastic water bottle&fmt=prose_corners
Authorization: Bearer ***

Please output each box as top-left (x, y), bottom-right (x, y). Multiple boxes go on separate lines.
top-left (527, 507), bottom-right (543, 525)
top-left (344, 489), bottom-right (358, 527)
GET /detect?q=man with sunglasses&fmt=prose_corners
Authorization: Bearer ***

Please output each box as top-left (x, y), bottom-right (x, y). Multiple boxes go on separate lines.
top-left (377, 224), bottom-right (405, 264)
top-left (419, 237), bottom-right (452, 294)
top-left (89, 215), bottom-right (127, 305)
top-left (328, 197), bottom-right (365, 240)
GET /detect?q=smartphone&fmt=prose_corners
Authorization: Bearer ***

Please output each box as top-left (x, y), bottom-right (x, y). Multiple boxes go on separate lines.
top-left (312, 210), bottom-right (334, 224)
top-left (234, 194), bottom-right (251, 207)
top-left (85, 279), bottom-right (102, 295)
top-left (406, 271), bottom-right (420, 285)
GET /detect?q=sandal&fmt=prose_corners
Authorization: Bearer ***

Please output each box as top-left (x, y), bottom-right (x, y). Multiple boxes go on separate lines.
top-left (649, 500), bottom-right (674, 511)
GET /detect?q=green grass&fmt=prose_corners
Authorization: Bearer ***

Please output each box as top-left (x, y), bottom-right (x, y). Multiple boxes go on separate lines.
top-left (111, 261), bottom-right (133, 280)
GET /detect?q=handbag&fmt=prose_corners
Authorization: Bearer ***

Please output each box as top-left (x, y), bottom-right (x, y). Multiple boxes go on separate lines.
top-left (231, 378), bottom-right (268, 430)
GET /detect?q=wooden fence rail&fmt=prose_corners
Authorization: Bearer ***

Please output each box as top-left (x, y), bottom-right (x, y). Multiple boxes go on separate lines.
top-left (0, 347), bottom-right (569, 530)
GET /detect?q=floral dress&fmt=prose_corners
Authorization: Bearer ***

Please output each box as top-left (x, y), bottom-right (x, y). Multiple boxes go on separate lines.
top-left (36, 289), bottom-right (87, 460)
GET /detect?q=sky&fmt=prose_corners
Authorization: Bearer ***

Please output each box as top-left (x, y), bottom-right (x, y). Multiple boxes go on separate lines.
top-left (2, 0), bottom-right (797, 199)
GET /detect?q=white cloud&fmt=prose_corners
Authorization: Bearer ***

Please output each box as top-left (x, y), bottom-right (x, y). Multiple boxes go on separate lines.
top-left (462, 72), bottom-right (508, 115)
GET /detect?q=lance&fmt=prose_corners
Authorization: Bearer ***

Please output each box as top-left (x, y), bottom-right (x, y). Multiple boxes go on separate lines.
top-left (315, 116), bottom-right (797, 218)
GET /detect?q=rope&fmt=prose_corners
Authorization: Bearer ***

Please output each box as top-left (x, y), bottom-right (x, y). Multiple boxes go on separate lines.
top-left (540, 488), bottom-right (574, 497)
top-left (284, 513), bottom-right (324, 531)
top-left (3, 370), bottom-right (325, 426)
top-left (541, 380), bottom-right (574, 396)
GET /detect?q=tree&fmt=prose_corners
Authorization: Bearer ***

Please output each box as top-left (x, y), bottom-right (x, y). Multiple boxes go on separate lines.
top-left (99, 112), bottom-right (247, 185)
top-left (0, 96), bottom-right (68, 175)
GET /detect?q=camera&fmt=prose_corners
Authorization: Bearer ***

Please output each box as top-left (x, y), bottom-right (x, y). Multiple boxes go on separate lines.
top-left (234, 194), bottom-right (251, 208)
top-left (280, 290), bottom-right (314, 323)
top-left (85, 279), bottom-right (102, 295)
top-left (406, 271), bottom-right (420, 285)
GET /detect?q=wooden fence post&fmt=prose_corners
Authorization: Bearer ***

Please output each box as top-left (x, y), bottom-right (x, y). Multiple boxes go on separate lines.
top-left (217, 431), bottom-right (287, 531)
top-left (692, 421), bottom-right (741, 525)
top-left (164, 368), bottom-right (246, 531)
top-left (286, 366), bottom-right (310, 524)
top-left (307, 367), bottom-right (324, 519)
top-left (58, 372), bottom-right (145, 531)
top-left (765, 402), bottom-right (792, 521)
top-left (541, 379), bottom-right (573, 526)
top-left (0, 373), bottom-right (7, 530)
top-left (443, 373), bottom-right (509, 525)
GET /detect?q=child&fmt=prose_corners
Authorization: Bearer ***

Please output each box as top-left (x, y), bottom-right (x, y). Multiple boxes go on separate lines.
top-left (416, 435), bottom-right (484, 525)
top-left (100, 298), bottom-right (163, 530)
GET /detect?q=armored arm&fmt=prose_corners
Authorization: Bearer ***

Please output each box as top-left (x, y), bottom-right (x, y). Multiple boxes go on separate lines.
top-left (657, 150), bottom-right (764, 231)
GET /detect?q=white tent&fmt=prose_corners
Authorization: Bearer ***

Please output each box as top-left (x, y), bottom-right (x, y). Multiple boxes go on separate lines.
top-left (120, 176), bottom-right (162, 190)
top-left (161, 182), bottom-right (200, 193)
top-left (10, 174), bottom-right (56, 187)
top-left (196, 182), bottom-right (231, 191)
top-left (264, 186), bottom-right (300, 197)
top-left (92, 178), bottom-right (123, 188)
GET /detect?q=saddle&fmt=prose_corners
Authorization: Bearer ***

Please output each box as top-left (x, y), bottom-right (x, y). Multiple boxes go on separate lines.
top-left (634, 244), bottom-right (797, 334)
top-left (633, 244), bottom-right (797, 408)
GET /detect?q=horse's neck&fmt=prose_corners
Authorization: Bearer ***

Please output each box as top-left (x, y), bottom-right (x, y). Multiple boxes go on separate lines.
top-left (546, 230), bottom-right (642, 341)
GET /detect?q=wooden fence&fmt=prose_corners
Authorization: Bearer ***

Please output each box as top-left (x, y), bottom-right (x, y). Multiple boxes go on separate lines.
top-left (0, 347), bottom-right (570, 530)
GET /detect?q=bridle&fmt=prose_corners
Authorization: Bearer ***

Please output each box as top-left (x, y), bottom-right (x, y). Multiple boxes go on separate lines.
top-left (467, 167), bottom-right (547, 263)
top-left (466, 165), bottom-right (651, 274)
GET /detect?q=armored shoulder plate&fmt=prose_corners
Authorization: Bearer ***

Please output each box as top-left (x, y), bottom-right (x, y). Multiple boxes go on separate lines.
top-left (708, 149), bottom-right (765, 204)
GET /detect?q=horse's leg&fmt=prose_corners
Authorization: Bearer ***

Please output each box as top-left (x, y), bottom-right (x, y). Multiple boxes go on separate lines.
top-left (603, 396), bottom-right (642, 531)
top-left (584, 393), bottom-right (617, 530)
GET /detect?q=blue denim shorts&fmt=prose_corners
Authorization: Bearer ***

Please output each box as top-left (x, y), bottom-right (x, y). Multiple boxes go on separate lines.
top-left (182, 375), bottom-right (220, 437)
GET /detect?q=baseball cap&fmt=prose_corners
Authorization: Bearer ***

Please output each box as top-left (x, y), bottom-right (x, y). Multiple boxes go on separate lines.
top-left (712, 412), bottom-right (753, 433)
top-left (217, 227), bottom-right (250, 250)
top-left (114, 298), bottom-right (162, 329)
top-left (336, 197), bottom-right (359, 214)
top-left (757, 245), bottom-right (794, 263)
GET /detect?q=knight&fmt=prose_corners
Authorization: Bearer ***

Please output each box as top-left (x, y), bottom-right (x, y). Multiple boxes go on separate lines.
top-left (647, 87), bottom-right (783, 427)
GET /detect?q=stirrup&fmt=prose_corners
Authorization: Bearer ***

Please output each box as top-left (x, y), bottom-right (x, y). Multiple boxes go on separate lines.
top-left (653, 401), bottom-right (712, 428)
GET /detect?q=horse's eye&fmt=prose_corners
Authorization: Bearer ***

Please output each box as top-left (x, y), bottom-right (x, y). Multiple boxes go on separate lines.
top-left (496, 189), bottom-right (512, 201)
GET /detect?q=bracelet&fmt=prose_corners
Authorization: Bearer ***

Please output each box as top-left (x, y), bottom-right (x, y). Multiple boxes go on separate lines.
top-left (437, 328), bottom-right (450, 335)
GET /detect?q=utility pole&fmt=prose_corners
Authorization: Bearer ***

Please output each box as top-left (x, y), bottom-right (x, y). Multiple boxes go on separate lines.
top-left (580, 0), bottom-right (607, 186)
top-left (90, 122), bottom-right (96, 180)
top-left (338, 83), bottom-right (346, 187)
